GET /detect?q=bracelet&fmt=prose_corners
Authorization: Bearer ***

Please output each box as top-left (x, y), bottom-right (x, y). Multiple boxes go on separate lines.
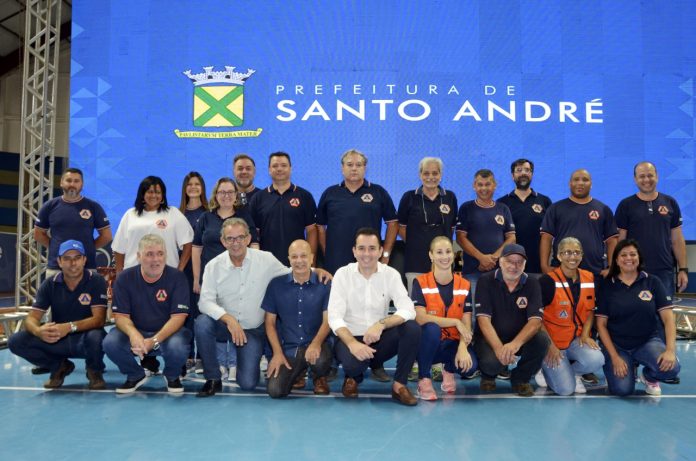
top-left (678, 268), bottom-right (689, 273)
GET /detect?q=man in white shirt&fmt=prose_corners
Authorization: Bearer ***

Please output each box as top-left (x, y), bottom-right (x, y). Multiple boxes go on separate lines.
top-left (328, 228), bottom-right (421, 406)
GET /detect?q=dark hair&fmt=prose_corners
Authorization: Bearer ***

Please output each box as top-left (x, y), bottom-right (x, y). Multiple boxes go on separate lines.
top-left (62, 167), bottom-right (84, 179)
top-left (474, 168), bottom-right (495, 180)
top-left (354, 227), bottom-right (382, 247)
top-left (510, 158), bottom-right (534, 173)
top-left (606, 239), bottom-right (644, 279)
top-left (135, 176), bottom-right (168, 215)
top-left (233, 154), bottom-right (256, 167)
top-left (179, 171), bottom-right (209, 213)
top-left (268, 151), bottom-right (292, 167)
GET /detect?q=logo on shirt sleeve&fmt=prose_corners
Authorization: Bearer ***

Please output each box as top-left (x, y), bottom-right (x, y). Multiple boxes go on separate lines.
top-left (156, 289), bottom-right (168, 302)
top-left (638, 290), bottom-right (653, 301)
top-left (439, 204), bottom-right (451, 214)
top-left (156, 219), bottom-right (168, 229)
top-left (289, 198), bottom-right (300, 207)
top-left (361, 193), bottom-right (373, 203)
top-left (494, 214), bottom-right (505, 225)
top-left (588, 210), bottom-right (600, 220)
top-left (516, 297), bottom-right (528, 308)
top-left (78, 293), bottom-right (92, 305)
top-left (658, 205), bottom-right (669, 215)
top-left (531, 204), bottom-right (543, 214)
top-left (79, 209), bottom-right (92, 219)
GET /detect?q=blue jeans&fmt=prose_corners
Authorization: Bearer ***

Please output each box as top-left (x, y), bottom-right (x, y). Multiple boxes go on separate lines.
top-left (601, 336), bottom-right (681, 396)
top-left (417, 322), bottom-right (477, 378)
top-left (194, 315), bottom-right (265, 391)
top-left (103, 327), bottom-right (191, 380)
top-left (9, 329), bottom-right (106, 373)
top-left (541, 337), bottom-right (605, 395)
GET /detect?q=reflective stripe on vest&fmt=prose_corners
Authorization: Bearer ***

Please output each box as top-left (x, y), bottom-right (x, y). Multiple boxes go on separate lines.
top-left (416, 272), bottom-right (471, 341)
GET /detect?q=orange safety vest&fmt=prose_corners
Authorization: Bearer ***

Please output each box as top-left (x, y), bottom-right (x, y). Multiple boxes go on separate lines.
top-left (543, 268), bottom-right (595, 349)
top-left (416, 272), bottom-right (471, 341)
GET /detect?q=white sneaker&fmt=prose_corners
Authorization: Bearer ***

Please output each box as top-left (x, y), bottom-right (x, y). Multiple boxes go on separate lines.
top-left (219, 365), bottom-right (229, 381)
top-left (228, 366), bottom-right (237, 382)
top-left (574, 375), bottom-right (587, 394)
top-left (535, 370), bottom-right (547, 387)
top-left (260, 356), bottom-right (269, 373)
top-left (639, 375), bottom-right (662, 396)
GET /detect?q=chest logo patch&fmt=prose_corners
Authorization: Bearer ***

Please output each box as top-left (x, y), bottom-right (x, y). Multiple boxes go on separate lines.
top-left (516, 297), bottom-right (528, 309)
top-left (658, 205), bottom-right (669, 215)
top-left (289, 198), bottom-right (300, 207)
top-left (638, 290), bottom-right (653, 301)
top-left (559, 309), bottom-right (568, 319)
top-left (78, 293), bottom-right (91, 305)
top-left (79, 209), bottom-right (92, 219)
top-left (361, 193), bottom-right (373, 203)
top-left (439, 204), bottom-right (451, 214)
top-left (156, 219), bottom-right (168, 229)
top-left (156, 289), bottom-right (168, 302)
top-left (494, 214), bottom-right (505, 225)
top-left (588, 210), bottom-right (600, 220)
top-left (531, 204), bottom-right (543, 214)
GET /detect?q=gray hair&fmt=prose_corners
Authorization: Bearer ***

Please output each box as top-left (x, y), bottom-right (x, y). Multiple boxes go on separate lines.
top-left (557, 236), bottom-right (583, 253)
top-left (220, 217), bottom-right (249, 238)
top-left (341, 149), bottom-right (367, 166)
top-left (138, 234), bottom-right (166, 253)
top-left (418, 157), bottom-right (443, 174)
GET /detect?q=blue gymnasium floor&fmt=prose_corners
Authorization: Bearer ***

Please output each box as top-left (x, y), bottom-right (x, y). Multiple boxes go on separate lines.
top-left (1, 340), bottom-right (696, 461)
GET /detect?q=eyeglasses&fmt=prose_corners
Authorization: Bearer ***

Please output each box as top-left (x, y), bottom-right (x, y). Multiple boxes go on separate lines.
top-left (217, 191), bottom-right (237, 196)
top-left (223, 234), bottom-right (248, 244)
top-left (514, 167), bottom-right (532, 173)
top-left (560, 250), bottom-right (583, 257)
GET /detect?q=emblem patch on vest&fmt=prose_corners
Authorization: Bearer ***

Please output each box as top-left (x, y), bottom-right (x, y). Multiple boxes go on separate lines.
top-left (156, 289), bottom-right (168, 302)
top-left (559, 309), bottom-right (568, 319)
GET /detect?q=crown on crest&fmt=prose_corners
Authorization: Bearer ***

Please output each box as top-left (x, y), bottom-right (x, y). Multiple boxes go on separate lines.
top-left (183, 66), bottom-right (255, 86)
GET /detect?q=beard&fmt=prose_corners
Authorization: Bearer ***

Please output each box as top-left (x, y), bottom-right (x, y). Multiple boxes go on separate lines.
top-left (514, 177), bottom-right (531, 190)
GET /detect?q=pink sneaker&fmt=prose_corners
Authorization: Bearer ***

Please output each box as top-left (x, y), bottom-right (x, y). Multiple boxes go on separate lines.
top-left (417, 378), bottom-right (438, 400)
top-left (440, 370), bottom-right (456, 394)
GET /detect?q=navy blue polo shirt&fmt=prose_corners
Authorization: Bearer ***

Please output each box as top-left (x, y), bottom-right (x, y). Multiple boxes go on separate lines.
top-left (456, 201), bottom-right (515, 274)
top-left (474, 270), bottom-right (543, 343)
top-left (615, 193), bottom-right (682, 273)
top-left (412, 278), bottom-right (473, 314)
top-left (237, 187), bottom-right (260, 209)
top-left (540, 198), bottom-right (618, 274)
top-left (316, 180), bottom-right (397, 274)
top-left (261, 272), bottom-right (330, 356)
top-left (35, 196), bottom-right (110, 269)
top-left (248, 184), bottom-right (317, 266)
top-left (193, 209), bottom-right (258, 278)
top-left (112, 265), bottom-right (189, 332)
top-left (397, 186), bottom-right (458, 273)
top-left (498, 190), bottom-right (552, 274)
top-left (33, 270), bottom-right (108, 323)
top-left (596, 272), bottom-right (672, 349)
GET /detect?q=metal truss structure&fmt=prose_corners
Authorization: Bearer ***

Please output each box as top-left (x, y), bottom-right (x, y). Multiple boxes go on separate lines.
top-left (674, 306), bottom-right (696, 338)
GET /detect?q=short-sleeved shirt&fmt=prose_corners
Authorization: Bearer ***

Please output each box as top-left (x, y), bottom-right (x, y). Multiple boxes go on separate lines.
top-left (412, 278), bottom-right (472, 314)
top-left (498, 189), bottom-right (552, 274)
top-left (596, 272), bottom-right (672, 350)
top-left (474, 270), bottom-right (543, 343)
top-left (397, 186), bottom-right (458, 273)
top-left (193, 209), bottom-right (258, 278)
top-left (35, 196), bottom-right (110, 269)
top-left (111, 265), bottom-right (190, 332)
top-left (540, 198), bottom-right (618, 274)
top-left (456, 201), bottom-right (515, 274)
top-left (249, 184), bottom-right (317, 266)
top-left (316, 180), bottom-right (397, 273)
top-left (33, 270), bottom-right (108, 323)
top-left (261, 272), bottom-right (330, 356)
top-left (615, 193), bottom-right (682, 273)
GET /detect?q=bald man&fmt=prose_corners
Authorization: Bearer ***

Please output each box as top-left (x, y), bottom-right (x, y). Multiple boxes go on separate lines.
top-left (540, 169), bottom-right (618, 277)
top-left (261, 240), bottom-right (333, 397)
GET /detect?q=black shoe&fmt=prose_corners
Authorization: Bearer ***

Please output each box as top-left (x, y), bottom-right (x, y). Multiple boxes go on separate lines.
top-left (166, 377), bottom-right (184, 394)
top-left (581, 373), bottom-right (600, 385)
top-left (43, 359), bottom-right (75, 389)
top-left (370, 367), bottom-right (391, 382)
top-left (497, 369), bottom-right (511, 380)
top-left (196, 379), bottom-right (222, 397)
top-left (32, 366), bottom-right (50, 375)
top-left (663, 377), bottom-right (680, 385)
top-left (141, 356), bottom-right (160, 376)
top-left (115, 375), bottom-right (148, 394)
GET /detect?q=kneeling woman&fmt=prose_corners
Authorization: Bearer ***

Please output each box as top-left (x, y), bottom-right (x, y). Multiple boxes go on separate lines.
top-left (412, 236), bottom-right (477, 400)
top-left (537, 237), bottom-right (604, 395)
top-left (596, 239), bottom-right (680, 396)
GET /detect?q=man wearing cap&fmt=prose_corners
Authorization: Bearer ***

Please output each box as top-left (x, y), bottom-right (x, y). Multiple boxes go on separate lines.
top-left (103, 234), bottom-right (191, 394)
top-left (34, 167), bottom-right (112, 278)
top-left (473, 243), bottom-right (549, 397)
top-left (9, 240), bottom-right (109, 390)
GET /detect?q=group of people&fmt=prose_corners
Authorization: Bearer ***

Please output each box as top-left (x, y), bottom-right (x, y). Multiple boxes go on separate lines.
top-left (8, 151), bottom-right (685, 404)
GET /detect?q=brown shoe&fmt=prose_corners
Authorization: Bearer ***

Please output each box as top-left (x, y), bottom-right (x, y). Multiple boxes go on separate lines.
top-left (293, 376), bottom-right (306, 389)
top-left (480, 377), bottom-right (496, 392)
top-left (512, 382), bottom-right (535, 397)
top-left (391, 385), bottom-right (418, 406)
top-left (44, 359), bottom-right (75, 389)
top-left (313, 376), bottom-right (330, 395)
top-left (86, 369), bottom-right (106, 390)
top-left (342, 377), bottom-right (359, 398)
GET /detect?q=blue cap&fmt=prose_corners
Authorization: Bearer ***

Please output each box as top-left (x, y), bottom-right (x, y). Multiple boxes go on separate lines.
top-left (501, 243), bottom-right (527, 260)
top-left (58, 240), bottom-right (85, 256)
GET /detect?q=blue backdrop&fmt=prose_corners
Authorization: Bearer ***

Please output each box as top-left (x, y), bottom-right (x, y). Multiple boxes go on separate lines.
top-left (70, 0), bottom-right (696, 238)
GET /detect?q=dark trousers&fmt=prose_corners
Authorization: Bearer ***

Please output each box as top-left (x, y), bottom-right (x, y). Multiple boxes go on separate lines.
top-left (335, 320), bottom-right (421, 385)
top-left (9, 329), bottom-right (106, 373)
top-left (474, 330), bottom-right (549, 385)
top-left (417, 322), bottom-right (477, 378)
top-left (266, 342), bottom-right (333, 398)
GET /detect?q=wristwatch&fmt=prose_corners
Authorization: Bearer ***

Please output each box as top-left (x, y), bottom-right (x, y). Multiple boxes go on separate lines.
top-left (382, 251), bottom-right (390, 258)
top-left (69, 322), bottom-right (78, 333)
top-left (678, 267), bottom-right (689, 273)
top-left (152, 337), bottom-right (161, 350)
